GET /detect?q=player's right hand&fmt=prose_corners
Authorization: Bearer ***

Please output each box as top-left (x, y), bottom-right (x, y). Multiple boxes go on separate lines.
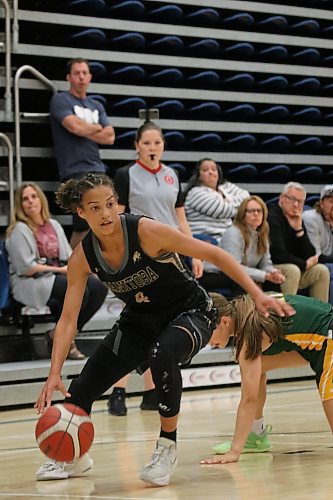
top-left (34, 374), bottom-right (71, 414)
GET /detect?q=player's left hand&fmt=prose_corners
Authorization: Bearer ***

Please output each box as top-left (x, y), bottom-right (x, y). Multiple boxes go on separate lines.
top-left (192, 257), bottom-right (203, 278)
top-left (200, 451), bottom-right (240, 465)
top-left (254, 292), bottom-right (295, 318)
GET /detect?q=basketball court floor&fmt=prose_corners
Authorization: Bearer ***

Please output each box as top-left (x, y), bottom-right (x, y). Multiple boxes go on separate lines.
top-left (1, 379), bottom-right (333, 499)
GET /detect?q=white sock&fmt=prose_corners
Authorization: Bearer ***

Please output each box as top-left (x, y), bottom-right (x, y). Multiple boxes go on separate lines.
top-left (251, 417), bottom-right (264, 435)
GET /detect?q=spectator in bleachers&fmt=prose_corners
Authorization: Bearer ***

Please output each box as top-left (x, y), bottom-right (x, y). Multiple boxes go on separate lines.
top-left (184, 158), bottom-right (250, 243)
top-left (268, 182), bottom-right (330, 301)
top-left (303, 185), bottom-right (333, 304)
top-left (5, 182), bottom-right (107, 359)
top-left (50, 57), bottom-right (115, 248)
top-left (109, 121), bottom-right (203, 416)
top-left (216, 195), bottom-right (285, 295)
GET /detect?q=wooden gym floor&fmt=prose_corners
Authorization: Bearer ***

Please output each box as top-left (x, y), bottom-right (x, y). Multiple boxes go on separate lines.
top-left (1, 379), bottom-right (333, 500)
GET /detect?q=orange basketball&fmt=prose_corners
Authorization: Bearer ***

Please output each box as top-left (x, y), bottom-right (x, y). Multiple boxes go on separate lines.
top-left (35, 403), bottom-right (94, 462)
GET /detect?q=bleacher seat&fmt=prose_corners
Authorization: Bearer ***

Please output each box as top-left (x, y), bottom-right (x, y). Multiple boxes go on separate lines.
top-left (294, 137), bottom-right (323, 151)
top-left (256, 15), bottom-right (289, 31)
top-left (259, 105), bottom-right (290, 121)
top-left (115, 130), bottom-right (136, 146)
top-left (322, 81), bottom-right (333, 93)
top-left (224, 104), bottom-right (256, 120)
top-left (295, 166), bottom-right (323, 179)
top-left (291, 77), bottom-right (321, 92)
top-left (111, 32), bottom-right (146, 49)
top-left (69, 28), bottom-right (107, 47)
top-left (187, 39), bottom-right (220, 56)
top-left (88, 94), bottom-right (108, 107)
top-left (164, 131), bottom-right (186, 147)
top-left (148, 4), bottom-right (183, 22)
top-left (259, 45), bottom-right (289, 61)
top-left (155, 99), bottom-right (185, 115)
top-left (111, 97), bottom-right (147, 114)
top-left (322, 25), bottom-right (333, 37)
top-left (257, 75), bottom-right (289, 91)
top-left (262, 135), bottom-right (291, 150)
top-left (149, 35), bottom-right (184, 52)
top-left (323, 54), bottom-right (333, 64)
top-left (290, 48), bottom-right (321, 64)
top-left (266, 195), bottom-right (280, 205)
top-left (150, 68), bottom-right (184, 84)
top-left (227, 164), bottom-right (258, 179)
top-left (67, 0), bottom-right (105, 14)
top-left (222, 12), bottom-right (255, 29)
top-left (261, 164), bottom-right (291, 179)
top-left (168, 163), bottom-right (187, 177)
top-left (292, 107), bottom-right (322, 121)
top-left (107, 0), bottom-right (145, 17)
top-left (190, 133), bottom-right (222, 148)
top-left (223, 42), bottom-right (255, 58)
top-left (289, 19), bottom-right (320, 35)
top-left (223, 73), bottom-right (255, 89)
top-left (188, 102), bottom-right (221, 117)
top-left (110, 65), bottom-right (146, 82)
top-left (185, 8), bottom-right (220, 25)
top-left (89, 61), bottom-right (107, 78)
top-left (305, 194), bottom-right (320, 205)
top-left (227, 134), bottom-right (257, 148)
top-left (188, 71), bottom-right (220, 87)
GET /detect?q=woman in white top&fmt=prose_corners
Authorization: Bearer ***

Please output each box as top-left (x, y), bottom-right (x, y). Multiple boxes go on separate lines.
top-left (184, 158), bottom-right (250, 242)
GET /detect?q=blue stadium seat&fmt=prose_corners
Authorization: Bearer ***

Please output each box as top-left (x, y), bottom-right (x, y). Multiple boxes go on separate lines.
top-left (290, 48), bottom-right (321, 64)
top-left (266, 195), bottom-right (280, 206)
top-left (223, 42), bottom-right (255, 58)
top-left (187, 39), bottom-right (220, 55)
top-left (257, 75), bottom-right (289, 91)
top-left (164, 131), bottom-right (186, 147)
top-left (190, 133), bottom-right (222, 148)
top-left (89, 61), bottom-right (107, 77)
top-left (224, 104), bottom-right (256, 120)
top-left (223, 73), bottom-right (255, 89)
top-left (261, 164), bottom-right (291, 178)
top-left (148, 4), bottom-right (183, 22)
top-left (289, 19), bottom-right (320, 35)
top-left (322, 25), bottom-right (333, 37)
top-left (88, 94), bottom-right (108, 107)
top-left (111, 97), bottom-right (147, 114)
top-left (295, 166), bottom-right (323, 179)
top-left (323, 54), bottom-right (333, 64)
top-left (111, 65), bottom-right (146, 82)
top-left (259, 105), bottom-right (290, 121)
top-left (185, 8), bottom-right (220, 24)
top-left (69, 28), bottom-right (106, 47)
top-left (305, 194), bottom-right (320, 205)
top-left (155, 99), bottom-right (185, 115)
top-left (227, 164), bottom-right (257, 179)
top-left (256, 15), bottom-right (288, 31)
top-left (116, 130), bottom-right (136, 146)
top-left (188, 71), bottom-right (220, 87)
top-left (222, 12), bottom-right (255, 29)
top-left (168, 163), bottom-right (187, 176)
top-left (111, 32), bottom-right (146, 49)
top-left (323, 111), bottom-right (333, 122)
top-left (107, 0), bottom-right (145, 17)
top-left (149, 35), bottom-right (184, 52)
top-left (227, 134), bottom-right (257, 148)
top-left (188, 102), bottom-right (221, 116)
top-left (262, 135), bottom-right (290, 150)
top-left (259, 45), bottom-right (289, 61)
top-left (68, 0), bottom-right (105, 13)
top-left (291, 77), bottom-right (321, 92)
top-left (149, 68), bottom-right (184, 84)
top-left (294, 137), bottom-right (323, 151)
top-left (292, 107), bottom-right (322, 121)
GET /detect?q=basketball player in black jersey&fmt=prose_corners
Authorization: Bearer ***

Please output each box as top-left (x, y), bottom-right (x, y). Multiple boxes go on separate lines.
top-left (35, 173), bottom-right (294, 486)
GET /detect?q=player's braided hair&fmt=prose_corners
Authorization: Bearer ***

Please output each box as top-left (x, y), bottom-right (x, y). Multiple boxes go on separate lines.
top-left (56, 173), bottom-right (117, 213)
top-left (210, 293), bottom-right (289, 360)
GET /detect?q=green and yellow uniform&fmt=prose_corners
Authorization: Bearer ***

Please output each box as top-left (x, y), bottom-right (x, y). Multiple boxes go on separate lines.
top-left (264, 295), bottom-right (333, 401)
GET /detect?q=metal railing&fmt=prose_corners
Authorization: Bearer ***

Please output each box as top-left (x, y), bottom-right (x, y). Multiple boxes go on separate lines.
top-left (1, 0), bottom-right (12, 120)
top-left (14, 65), bottom-right (57, 185)
top-left (0, 133), bottom-right (14, 220)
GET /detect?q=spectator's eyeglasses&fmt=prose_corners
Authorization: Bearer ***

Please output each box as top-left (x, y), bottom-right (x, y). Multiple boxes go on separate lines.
top-left (245, 208), bottom-right (263, 214)
top-left (283, 193), bottom-right (305, 205)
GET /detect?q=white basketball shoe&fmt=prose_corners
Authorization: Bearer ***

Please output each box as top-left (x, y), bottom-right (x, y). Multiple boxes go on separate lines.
top-left (35, 453), bottom-right (93, 481)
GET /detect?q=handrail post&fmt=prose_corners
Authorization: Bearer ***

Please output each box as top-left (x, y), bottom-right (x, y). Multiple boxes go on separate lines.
top-left (0, 133), bottom-right (14, 221)
top-left (1, 0), bottom-right (12, 121)
top-left (12, 0), bottom-right (19, 50)
top-left (14, 65), bottom-right (57, 185)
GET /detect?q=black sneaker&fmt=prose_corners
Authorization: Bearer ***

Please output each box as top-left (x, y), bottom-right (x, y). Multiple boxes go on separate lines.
top-left (107, 388), bottom-right (127, 416)
top-left (140, 389), bottom-right (159, 411)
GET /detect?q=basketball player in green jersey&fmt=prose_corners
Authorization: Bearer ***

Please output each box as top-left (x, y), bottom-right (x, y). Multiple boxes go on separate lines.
top-left (201, 293), bottom-right (333, 465)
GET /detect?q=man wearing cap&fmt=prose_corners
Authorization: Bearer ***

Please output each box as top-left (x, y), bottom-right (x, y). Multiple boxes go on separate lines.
top-left (268, 182), bottom-right (330, 302)
top-left (303, 185), bottom-right (333, 304)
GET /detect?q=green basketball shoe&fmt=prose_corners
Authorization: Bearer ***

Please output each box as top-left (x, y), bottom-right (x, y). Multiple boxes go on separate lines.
top-left (213, 425), bottom-right (272, 455)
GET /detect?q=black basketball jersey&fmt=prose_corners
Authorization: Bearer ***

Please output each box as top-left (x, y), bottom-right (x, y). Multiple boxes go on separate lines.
top-left (82, 214), bottom-right (211, 316)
